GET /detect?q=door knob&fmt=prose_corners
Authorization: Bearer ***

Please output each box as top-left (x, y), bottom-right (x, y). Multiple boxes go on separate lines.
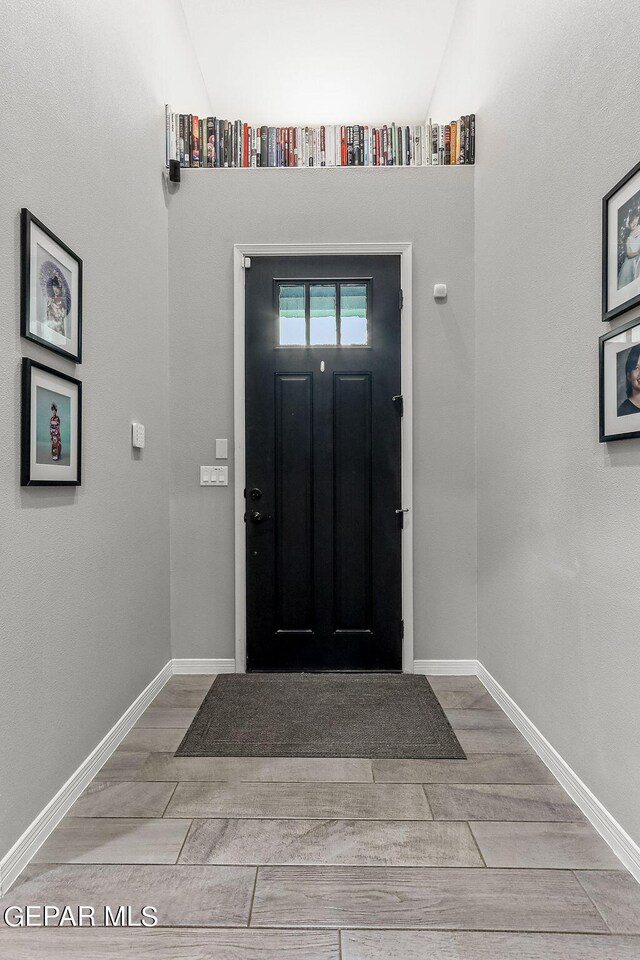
top-left (249, 510), bottom-right (271, 524)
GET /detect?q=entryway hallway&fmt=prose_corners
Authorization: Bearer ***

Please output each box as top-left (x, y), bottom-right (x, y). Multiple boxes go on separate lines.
top-left (1, 673), bottom-right (638, 958)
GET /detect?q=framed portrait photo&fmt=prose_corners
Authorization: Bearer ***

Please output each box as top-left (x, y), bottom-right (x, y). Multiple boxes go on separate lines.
top-left (21, 358), bottom-right (82, 485)
top-left (21, 208), bottom-right (83, 362)
top-left (603, 160), bottom-right (640, 322)
top-left (599, 316), bottom-right (640, 442)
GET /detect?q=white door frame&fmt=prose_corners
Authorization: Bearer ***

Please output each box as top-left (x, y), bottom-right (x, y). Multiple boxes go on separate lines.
top-left (233, 242), bottom-right (414, 673)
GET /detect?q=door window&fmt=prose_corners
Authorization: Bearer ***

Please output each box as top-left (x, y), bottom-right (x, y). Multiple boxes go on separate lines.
top-left (277, 281), bottom-right (369, 347)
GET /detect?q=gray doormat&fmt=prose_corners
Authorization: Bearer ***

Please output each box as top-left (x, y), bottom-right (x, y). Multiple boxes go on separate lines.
top-left (175, 673), bottom-right (466, 759)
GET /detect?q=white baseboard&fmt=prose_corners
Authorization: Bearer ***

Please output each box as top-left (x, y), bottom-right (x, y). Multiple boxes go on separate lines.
top-left (414, 659), bottom-right (478, 675)
top-left (477, 662), bottom-right (640, 884)
top-left (0, 660), bottom-right (172, 898)
top-left (172, 658), bottom-right (236, 674)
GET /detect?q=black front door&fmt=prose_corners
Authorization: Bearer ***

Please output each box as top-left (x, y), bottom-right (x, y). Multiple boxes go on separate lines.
top-left (245, 255), bottom-right (402, 671)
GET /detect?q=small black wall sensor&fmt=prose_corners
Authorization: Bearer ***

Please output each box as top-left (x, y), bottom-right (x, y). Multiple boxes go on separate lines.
top-left (169, 159), bottom-right (181, 183)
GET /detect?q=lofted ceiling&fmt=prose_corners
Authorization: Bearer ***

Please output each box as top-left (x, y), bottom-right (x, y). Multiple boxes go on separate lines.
top-left (180, 0), bottom-right (459, 124)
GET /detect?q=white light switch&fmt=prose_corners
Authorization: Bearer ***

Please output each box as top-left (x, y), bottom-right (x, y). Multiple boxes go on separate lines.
top-left (215, 438), bottom-right (228, 459)
top-left (132, 422), bottom-right (145, 448)
top-left (212, 466), bottom-right (228, 485)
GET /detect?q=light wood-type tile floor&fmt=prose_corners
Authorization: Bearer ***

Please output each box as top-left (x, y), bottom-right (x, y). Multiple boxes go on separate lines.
top-left (1, 673), bottom-right (639, 959)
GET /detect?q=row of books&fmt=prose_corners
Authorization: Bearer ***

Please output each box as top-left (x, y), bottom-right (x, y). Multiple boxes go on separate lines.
top-left (165, 107), bottom-right (476, 169)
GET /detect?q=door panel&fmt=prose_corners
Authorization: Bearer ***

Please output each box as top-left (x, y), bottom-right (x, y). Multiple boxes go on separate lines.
top-left (275, 374), bottom-right (313, 631)
top-left (334, 373), bottom-right (372, 632)
top-left (245, 255), bottom-right (402, 671)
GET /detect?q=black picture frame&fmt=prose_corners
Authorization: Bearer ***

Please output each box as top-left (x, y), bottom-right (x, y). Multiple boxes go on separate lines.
top-left (21, 357), bottom-right (82, 485)
top-left (20, 208), bottom-right (83, 362)
top-left (602, 159), bottom-right (640, 322)
top-left (599, 315), bottom-right (640, 442)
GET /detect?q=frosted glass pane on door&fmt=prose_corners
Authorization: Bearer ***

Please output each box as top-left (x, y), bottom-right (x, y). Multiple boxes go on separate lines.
top-left (310, 284), bottom-right (337, 345)
top-left (279, 285), bottom-right (306, 345)
top-left (340, 284), bottom-right (368, 345)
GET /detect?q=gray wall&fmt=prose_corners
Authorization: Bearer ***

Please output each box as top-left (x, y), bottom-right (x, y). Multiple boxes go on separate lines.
top-left (0, 0), bottom-right (206, 868)
top-left (168, 168), bottom-right (476, 663)
top-left (432, 0), bottom-right (640, 847)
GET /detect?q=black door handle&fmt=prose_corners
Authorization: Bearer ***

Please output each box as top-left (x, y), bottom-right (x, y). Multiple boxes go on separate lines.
top-left (249, 510), bottom-right (271, 524)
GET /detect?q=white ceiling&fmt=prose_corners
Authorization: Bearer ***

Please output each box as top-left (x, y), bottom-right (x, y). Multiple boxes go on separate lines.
top-left (180, 0), bottom-right (459, 124)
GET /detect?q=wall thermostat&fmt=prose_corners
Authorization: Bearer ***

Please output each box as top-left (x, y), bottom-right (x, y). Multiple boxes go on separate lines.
top-left (132, 422), bottom-right (145, 448)
top-left (434, 283), bottom-right (447, 299)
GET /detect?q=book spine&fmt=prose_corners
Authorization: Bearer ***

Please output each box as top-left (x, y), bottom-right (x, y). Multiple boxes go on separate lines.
top-left (451, 121), bottom-right (457, 165)
top-left (320, 125), bottom-right (325, 166)
top-left (444, 124), bottom-right (451, 165)
top-left (165, 104), bottom-right (171, 166)
top-left (469, 114), bottom-right (475, 163)
top-left (438, 124), bottom-right (444, 164)
top-left (168, 109), bottom-right (177, 164)
top-left (267, 127), bottom-right (275, 167)
top-left (260, 126), bottom-right (267, 167)
top-left (205, 117), bottom-right (212, 167)
top-left (431, 122), bottom-right (438, 164)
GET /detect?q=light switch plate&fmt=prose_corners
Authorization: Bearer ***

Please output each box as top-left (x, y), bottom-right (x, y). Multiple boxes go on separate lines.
top-left (200, 465), bottom-right (228, 486)
top-left (215, 438), bottom-right (228, 459)
top-left (132, 422), bottom-right (145, 448)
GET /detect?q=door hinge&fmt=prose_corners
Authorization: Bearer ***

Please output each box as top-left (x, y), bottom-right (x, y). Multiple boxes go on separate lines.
top-left (395, 507), bottom-right (409, 528)
top-left (399, 288), bottom-right (403, 311)
top-left (400, 619), bottom-right (404, 640)
top-left (392, 394), bottom-right (403, 417)
top-left (242, 256), bottom-right (251, 269)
